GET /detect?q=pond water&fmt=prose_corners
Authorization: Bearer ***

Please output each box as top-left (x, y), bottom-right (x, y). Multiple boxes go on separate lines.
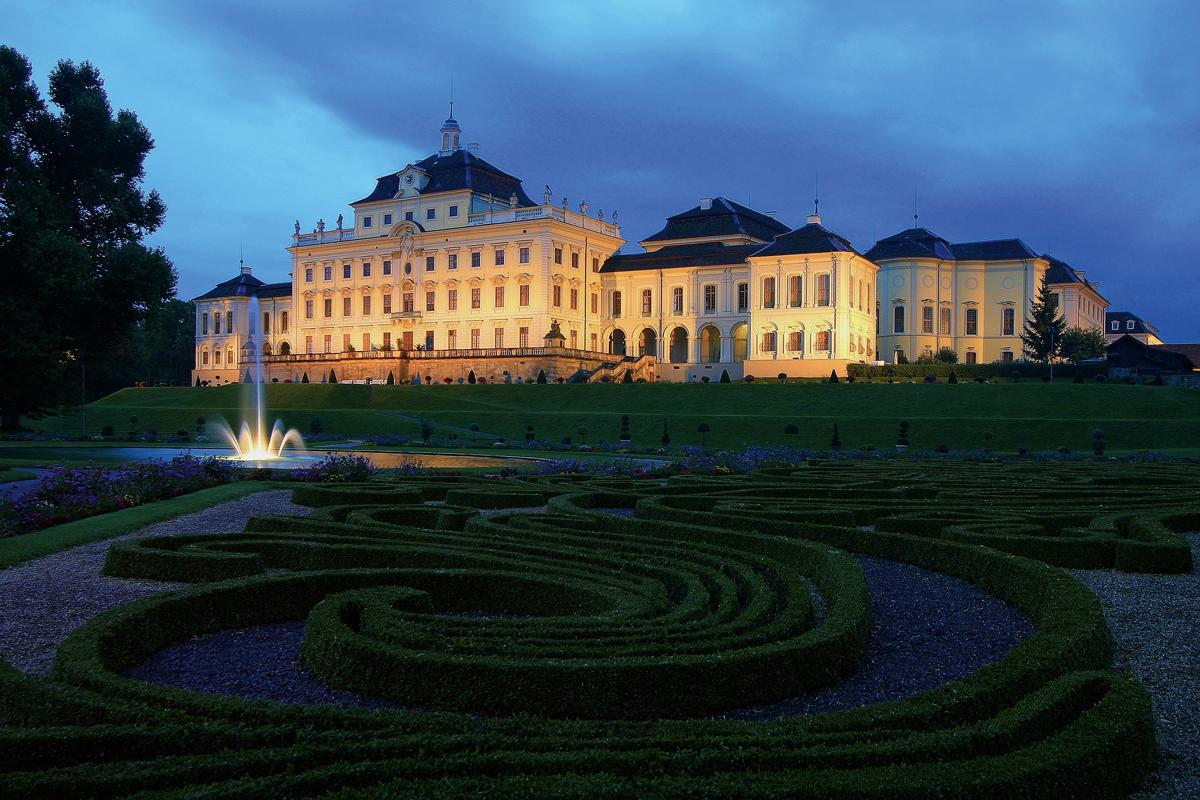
top-left (0, 446), bottom-right (539, 471)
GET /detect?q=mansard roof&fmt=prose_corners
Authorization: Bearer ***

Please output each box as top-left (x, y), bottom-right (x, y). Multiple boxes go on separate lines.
top-left (642, 197), bottom-right (789, 244)
top-left (1106, 310), bottom-right (1159, 336)
top-left (1042, 253), bottom-right (1103, 299)
top-left (864, 227), bottom-right (955, 261)
top-left (194, 270), bottom-right (289, 302)
top-left (353, 149), bottom-right (537, 206)
top-left (750, 219), bottom-right (860, 258)
top-left (866, 228), bottom-right (1040, 263)
top-left (600, 242), bottom-right (762, 273)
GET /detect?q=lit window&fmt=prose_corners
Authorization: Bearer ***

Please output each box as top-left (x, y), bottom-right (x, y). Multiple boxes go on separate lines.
top-left (1003, 307), bottom-right (1015, 336)
top-left (816, 331), bottom-right (830, 351)
top-left (642, 289), bottom-right (653, 316)
top-left (673, 287), bottom-right (684, 314)
top-left (939, 307), bottom-right (951, 336)
top-left (762, 331), bottom-right (776, 352)
top-left (788, 331), bottom-right (804, 352)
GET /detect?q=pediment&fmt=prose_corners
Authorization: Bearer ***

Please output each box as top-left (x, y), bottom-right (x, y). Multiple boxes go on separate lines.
top-left (393, 166), bottom-right (430, 198)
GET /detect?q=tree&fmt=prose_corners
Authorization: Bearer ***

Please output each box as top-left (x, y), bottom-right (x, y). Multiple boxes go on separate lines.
top-left (1058, 326), bottom-right (1107, 363)
top-left (935, 346), bottom-right (958, 364)
top-left (0, 48), bottom-right (175, 428)
top-left (828, 369), bottom-right (839, 384)
top-left (328, 369), bottom-right (338, 384)
top-left (1020, 273), bottom-right (1065, 363)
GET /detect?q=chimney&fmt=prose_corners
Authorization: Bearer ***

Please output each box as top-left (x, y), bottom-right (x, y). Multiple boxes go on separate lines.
top-left (806, 213), bottom-right (822, 225)
top-left (467, 142), bottom-right (480, 155)
top-left (241, 264), bottom-right (252, 276)
top-left (700, 197), bottom-right (713, 210)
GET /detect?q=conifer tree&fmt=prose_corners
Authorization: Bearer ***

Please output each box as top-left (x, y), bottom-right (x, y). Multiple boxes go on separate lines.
top-left (1020, 273), bottom-right (1065, 363)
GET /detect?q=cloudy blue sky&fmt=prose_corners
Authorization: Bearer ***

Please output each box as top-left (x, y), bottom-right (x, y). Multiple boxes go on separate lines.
top-left (8, 0), bottom-right (1199, 338)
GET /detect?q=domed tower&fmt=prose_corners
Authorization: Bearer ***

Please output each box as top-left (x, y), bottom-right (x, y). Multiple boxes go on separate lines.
top-left (439, 114), bottom-right (461, 156)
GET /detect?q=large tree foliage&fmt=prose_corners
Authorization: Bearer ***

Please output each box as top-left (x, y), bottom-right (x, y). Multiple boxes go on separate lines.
top-left (1058, 326), bottom-right (1107, 363)
top-left (1020, 273), bottom-right (1065, 363)
top-left (0, 47), bottom-right (175, 428)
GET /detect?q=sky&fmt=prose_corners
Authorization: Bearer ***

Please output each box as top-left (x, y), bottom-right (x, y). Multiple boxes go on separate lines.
top-left (6, 0), bottom-right (1199, 339)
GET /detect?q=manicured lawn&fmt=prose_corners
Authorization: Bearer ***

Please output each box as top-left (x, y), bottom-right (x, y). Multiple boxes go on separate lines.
top-left (27, 381), bottom-right (1200, 452)
top-left (0, 481), bottom-right (287, 569)
top-left (0, 469), bottom-right (37, 483)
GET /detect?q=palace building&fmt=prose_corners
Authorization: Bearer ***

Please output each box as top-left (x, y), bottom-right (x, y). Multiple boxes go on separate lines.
top-left (193, 115), bottom-right (1110, 385)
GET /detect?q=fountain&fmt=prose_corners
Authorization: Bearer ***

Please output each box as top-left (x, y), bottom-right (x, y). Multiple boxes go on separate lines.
top-left (214, 294), bottom-right (308, 465)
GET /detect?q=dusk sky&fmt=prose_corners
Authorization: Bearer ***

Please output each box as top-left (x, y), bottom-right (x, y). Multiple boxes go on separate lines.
top-left (8, 1), bottom-right (1199, 338)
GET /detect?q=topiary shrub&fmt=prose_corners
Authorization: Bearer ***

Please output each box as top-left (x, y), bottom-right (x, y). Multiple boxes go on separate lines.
top-left (101, 424), bottom-right (114, 437)
top-left (1092, 428), bottom-right (1105, 456)
top-left (701, 376), bottom-right (710, 383)
top-left (897, 421), bottom-right (910, 449)
top-left (924, 374), bottom-right (937, 383)
top-left (828, 369), bottom-right (839, 384)
top-left (420, 421), bottom-right (433, 442)
top-left (948, 371), bottom-right (958, 384)
top-left (525, 425), bottom-right (535, 444)
top-left (622, 370), bottom-right (633, 383)
top-left (467, 370), bottom-right (477, 385)
top-left (778, 372), bottom-right (787, 383)
top-left (328, 370), bottom-right (338, 384)
top-left (660, 419), bottom-right (670, 448)
top-left (1011, 370), bottom-right (1021, 383)
top-left (309, 417), bottom-right (324, 436)
top-left (386, 372), bottom-right (395, 385)
top-left (830, 424), bottom-right (841, 452)
top-left (784, 423), bottom-right (799, 435)
top-left (935, 443), bottom-right (950, 453)
top-left (536, 370), bottom-right (548, 384)
top-left (301, 372), bottom-right (309, 383)
top-left (697, 422), bottom-right (711, 447)
top-left (743, 375), bottom-right (755, 383)
top-left (719, 370), bottom-right (731, 383)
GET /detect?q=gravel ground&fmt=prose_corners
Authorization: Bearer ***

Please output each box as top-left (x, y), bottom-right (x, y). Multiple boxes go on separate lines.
top-left (126, 555), bottom-right (1033, 719)
top-left (0, 489), bottom-right (310, 675)
top-left (1068, 534), bottom-right (1200, 800)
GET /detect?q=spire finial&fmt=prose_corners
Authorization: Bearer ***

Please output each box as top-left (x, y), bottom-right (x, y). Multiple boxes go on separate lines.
top-left (913, 188), bottom-right (918, 227)
top-left (814, 169), bottom-right (820, 216)
top-left (449, 77), bottom-right (454, 119)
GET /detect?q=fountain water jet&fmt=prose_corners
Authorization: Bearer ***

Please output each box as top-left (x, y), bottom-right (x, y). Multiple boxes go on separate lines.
top-left (215, 293), bottom-right (306, 463)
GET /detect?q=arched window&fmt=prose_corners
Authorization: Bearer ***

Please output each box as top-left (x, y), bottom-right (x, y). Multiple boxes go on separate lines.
top-left (761, 330), bottom-right (777, 353)
top-left (262, 342), bottom-right (272, 356)
top-left (279, 341), bottom-right (291, 356)
top-left (201, 350), bottom-right (209, 366)
top-left (787, 330), bottom-right (804, 352)
top-left (816, 331), bottom-right (831, 351)
top-left (669, 327), bottom-right (689, 363)
top-left (227, 348), bottom-right (234, 365)
top-left (639, 328), bottom-right (657, 357)
top-left (699, 325), bottom-right (721, 363)
top-left (609, 329), bottom-right (626, 355)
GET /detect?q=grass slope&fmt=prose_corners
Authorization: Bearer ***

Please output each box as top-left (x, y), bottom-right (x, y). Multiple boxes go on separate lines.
top-left (30, 382), bottom-right (1200, 453)
top-left (0, 481), bottom-right (286, 569)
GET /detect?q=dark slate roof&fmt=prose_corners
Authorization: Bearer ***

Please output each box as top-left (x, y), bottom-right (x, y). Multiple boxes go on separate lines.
top-left (353, 149), bottom-right (537, 206)
top-left (1106, 311), bottom-right (1158, 335)
top-left (864, 227), bottom-right (955, 262)
top-left (1107, 335), bottom-right (1195, 372)
top-left (642, 197), bottom-right (789, 244)
top-left (1042, 254), bottom-right (1104, 298)
top-left (193, 270), bottom-right (265, 301)
top-left (949, 239), bottom-right (1040, 261)
top-left (750, 220), bottom-right (860, 258)
top-left (601, 242), bottom-right (762, 274)
top-left (1154, 343), bottom-right (1200, 365)
top-left (194, 272), bottom-right (290, 302)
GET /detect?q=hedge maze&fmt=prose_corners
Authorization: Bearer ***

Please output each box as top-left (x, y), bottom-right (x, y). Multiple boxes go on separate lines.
top-left (2, 460), bottom-right (1196, 798)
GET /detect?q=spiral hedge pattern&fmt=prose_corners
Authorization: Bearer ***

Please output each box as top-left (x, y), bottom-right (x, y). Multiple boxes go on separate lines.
top-left (2, 460), bottom-right (1195, 798)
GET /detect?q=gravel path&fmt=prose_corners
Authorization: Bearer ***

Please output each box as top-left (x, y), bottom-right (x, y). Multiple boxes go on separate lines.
top-left (0, 489), bottom-right (310, 675)
top-left (1068, 534), bottom-right (1200, 800)
top-left (126, 555), bottom-right (1033, 718)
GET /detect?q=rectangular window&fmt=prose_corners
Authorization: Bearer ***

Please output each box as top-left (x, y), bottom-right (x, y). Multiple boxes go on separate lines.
top-left (449, 205), bottom-right (458, 218)
top-left (323, 266), bottom-right (332, 281)
top-left (519, 326), bottom-right (529, 347)
top-left (1126, 320), bottom-right (1135, 330)
top-left (922, 305), bottom-right (934, 334)
top-left (763, 277), bottom-right (776, 309)
top-left (343, 297), bottom-right (351, 317)
top-left (570, 330), bottom-right (578, 349)
top-left (591, 292), bottom-right (598, 314)
top-left (448, 253), bottom-right (458, 270)
top-left (402, 292), bottom-right (414, 313)
top-left (305, 335), bottom-right (313, 354)
top-left (641, 289), bottom-right (652, 316)
top-left (611, 291), bottom-right (622, 317)
top-left (405, 211), bottom-right (414, 221)
top-left (495, 286), bottom-right (505, 308)
top-left (305, 268), bottom-right (313, 283)
top-left (382, 260), bottom-right (391, 275)
top-left (227, 310), bottom-right (233, 331)
top-left (383, 331), bottom-right (392, 349)
top-left (1003, 307), bottom-right (1016, 336)
top-left (703, 284), bottom-right (717, 313)
top-left (471, 328), bottom-right (480, 349)
top-left (383, 294), bottom-right (392, 314)
top-left (494, 249), bottom-right (505, 266)
top-left (571, 252), bottom-right (579, 269)
top-left (592, 257), bottom-right (600, 272)
top-left (305, 299), bottom-right (314, 319)
top-left (788, 331), bottom-right (804, 352)
top-left (343, 263), bottom-right (351, 279)
top-left (426, 208), bottom-right (436, 220)
top-left (425, 291), bottom-right (435, 312)
top-left (202, 351), bottom-right (209, 365)
top-left (201, 313), bottom-right (208, 335)
top-left (817, 274), bottom-right (831, 306)
top-left (519, 246), bottom-right (530, 264)
top-left (761, 331), bottom-right (776, 352)
top-left (673, 286), bottom-right (684, 314)
top-left (324, 298), bottom-right (333, 318)
top-left (737, 282), bottom-right (749, 312)
top-left (893, 305), bottom-right (905, 334)
top-left (471, 251), bottom-right (481, 268)
top-left (1110, 321), bottom-right (1119, 331)
top-left (520, 285), bottom-right (530, 306)
top-left (570, 287), bottom-right (578, 310)
top-left (494, 328), bottom-right (504, 348)
top-left (553, 285), bottom-right (562, 307)
top-left (591, 332), bottom-right (599, 351)
top-left (1001, 350), bottom-right (1014, 363)
top-left (362, 216), bottom-right (372, 228)
top-left (471, 288), bottom-right (481, 309)
top-left (362, 296), bottom-right (372, 316)
top-left (939, 306), bottom-right (951, 336)
top-left (447, 330), bottom-right (457, 349)
top-left (323, 335), bottom-right (332, 353)
top-left (965, 307), bottom-right (978, 336)
top-left (383, 213), bottom-right (392, 225)
top-left (554, 247), bottom-right (563, 265)
top-left (965, 351), bottom-right (978, 364)
top-left (362, 262), bottom-right (371, 277)
top-left (448, 290), bottom-right (458, 311)
top-left (214, 350), bottom-right (221, 364)
top-left (425, 256), bottom-right (435, 272)
top-left (788, 275), bottom-right (802, 307)
top-left (281, 311), bottom-right (288, 332)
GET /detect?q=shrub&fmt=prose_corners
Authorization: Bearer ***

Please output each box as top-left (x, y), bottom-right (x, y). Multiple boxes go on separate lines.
top-left (619, 415), bottom-right (631, 442)
top-left (948, 371), bottom-right (958, 384)
top-left (420, 421), bottom-right (433, 442)
top-left (309, 417), bottom-right (324, 436)
top-left (468, 370), bottom-right (477, 385)
top-left (525, 425), bottom-right (535, 443)
top-left (828, 369), bottom-right (839, 384)
top-left (935, 443), bottom-right (950, 453)
top-left (784, 424), bottom-right (798, 435)
top-left (1094, 373), bottom-right (1107, 383)
top-left (100, 425), bottom-right (114, 437)
top-left (778, 372), bottom-right (787, 383)
top-left (1092, 428), bottom-right (1105, 456)
top-left (923, 373), bottom-right (936, 383)
top-left (743, 375), bottom-right (755, 383)
top-left (622, 370), bottom-right (633, 383)
top-left (897, 421), bottom-right (910, 447)
top-left (935, 346), bottom-right (958, 364)
top-left (536, 370), bottom-right (548, 384)
top-left (301, 372), bottom-right (309, 383)
top-left (660, 420), bottom-right (670, 448)
top-left (697, 422), bottom-right (711, 446)
top-left (1011, 370), bottom-right (1021, 383)
top-left (386, 372), bottom-right (395, 385)
top-left (295, 454), bottom-right (378, 483)
top-left (328, 370), bottom-right (338, 384)
top-left (701, 376), bottom-right (710, 383)
top-left (830, 424), bottom-right (841, 451)
top-left (719, 370), bottom-right (731, 383)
